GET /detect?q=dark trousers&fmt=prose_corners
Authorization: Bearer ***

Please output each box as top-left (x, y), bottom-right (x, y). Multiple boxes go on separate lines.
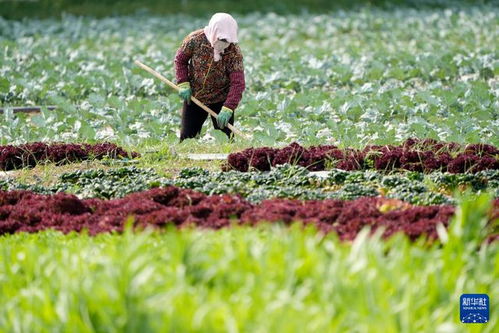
top-left (180, 101), bottom-right (234, 141)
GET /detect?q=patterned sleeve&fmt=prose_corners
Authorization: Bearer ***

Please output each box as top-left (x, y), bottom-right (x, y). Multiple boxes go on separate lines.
top-left (174, 34), bottom-right (196, 84)
top-left (227, 45), bottom-right (244, 73)
top-left (224, 45), bottom-right (245, 110)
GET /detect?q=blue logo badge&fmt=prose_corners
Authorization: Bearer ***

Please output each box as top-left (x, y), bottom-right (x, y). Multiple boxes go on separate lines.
top-left (460, 294), bottom-right (489, 324)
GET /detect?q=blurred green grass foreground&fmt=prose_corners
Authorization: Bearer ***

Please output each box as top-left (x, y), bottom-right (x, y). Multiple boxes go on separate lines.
top-left (0, 195), bottom-right (498, 332)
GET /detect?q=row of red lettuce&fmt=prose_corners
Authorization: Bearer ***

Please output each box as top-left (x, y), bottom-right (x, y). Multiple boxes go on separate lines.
top-left (225, 138), bottom-right (499, 173)
top-left (1, 186), bottom-right (497, 242)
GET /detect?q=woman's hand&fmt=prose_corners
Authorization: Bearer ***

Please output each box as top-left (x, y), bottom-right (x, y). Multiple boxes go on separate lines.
top-left (178, 82), bottom-right (192, 104)
top-left (217, 106), bottom-right (233, 128)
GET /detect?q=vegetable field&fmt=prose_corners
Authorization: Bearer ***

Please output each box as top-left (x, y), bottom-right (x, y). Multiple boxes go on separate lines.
top-left (1, 2), bottom-right (498, 332)
top-left (1, 7), bottom-right (498, 146)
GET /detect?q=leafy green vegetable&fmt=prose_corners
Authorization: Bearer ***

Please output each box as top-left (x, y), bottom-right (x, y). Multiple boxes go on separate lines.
top-left (3, 165), bottom-right (497, 205)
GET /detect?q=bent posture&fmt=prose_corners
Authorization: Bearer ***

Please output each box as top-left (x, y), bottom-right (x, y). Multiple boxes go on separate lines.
top-left (174, 13), bottom-right (245, 141)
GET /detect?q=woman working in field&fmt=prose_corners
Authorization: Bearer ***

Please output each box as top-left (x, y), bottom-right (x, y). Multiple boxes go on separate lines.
top-left (174, 13), bottom-right (245, 141)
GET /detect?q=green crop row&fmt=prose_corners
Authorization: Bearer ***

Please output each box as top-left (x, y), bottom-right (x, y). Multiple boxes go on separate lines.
top-left (2, 165), bottom-right (497, 205)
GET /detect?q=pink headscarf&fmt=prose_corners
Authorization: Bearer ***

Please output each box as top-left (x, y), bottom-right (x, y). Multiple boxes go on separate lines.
top-left (203, 13), bottom-right (239, 62)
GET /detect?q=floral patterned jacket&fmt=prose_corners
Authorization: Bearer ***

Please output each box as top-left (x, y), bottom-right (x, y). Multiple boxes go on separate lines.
top-left (174, 29), bottom-right (245, 110)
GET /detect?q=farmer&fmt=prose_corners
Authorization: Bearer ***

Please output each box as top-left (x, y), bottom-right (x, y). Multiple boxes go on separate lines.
top-left (174, 13), bottom-right (245, 141)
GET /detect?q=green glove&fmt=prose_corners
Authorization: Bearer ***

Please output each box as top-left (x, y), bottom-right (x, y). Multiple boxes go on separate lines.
top-left (217, 106), bottom-right (233, 129)
top-left (178, 82), bottom-right (191, 103)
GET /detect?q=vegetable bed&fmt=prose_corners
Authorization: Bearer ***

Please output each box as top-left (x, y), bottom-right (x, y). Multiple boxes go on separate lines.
top-left (224, 139), bottom-right (499, 173)
top-left (3, 165), bottom-right (498, 205)
top-left (0, 142), bottom-right (138, 170)
top-left (1, 186), bottom-right (498, 242)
